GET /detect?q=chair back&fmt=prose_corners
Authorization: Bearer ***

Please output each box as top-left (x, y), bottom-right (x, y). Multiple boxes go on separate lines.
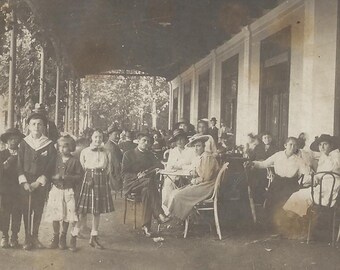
top-left (311, 171), bottom-right (340, 207)
top-left (209, 162), bottom-right (229, 200)
top-left (266, 167), bottom-right (275, 189)
top-left (163, 149), bottom-right (170, 161)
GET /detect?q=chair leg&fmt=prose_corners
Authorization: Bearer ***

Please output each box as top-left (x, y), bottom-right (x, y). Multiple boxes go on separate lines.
top-left (184, 217), bottom-right (189, 238)
top-left (331, 211), bottom-right (336, 247)
top-left (157, 223), bottom-right (161, 233)
top-left (123, 197), bottom-right (127, 224)
top-left (337, 223), bottom-right (340, 243)
top-left (307, 212), bottom-right (313, 244)
top-left (134, 200), bottom-right (137, 229)
top-left (214, 198), bottom-right (222, 240)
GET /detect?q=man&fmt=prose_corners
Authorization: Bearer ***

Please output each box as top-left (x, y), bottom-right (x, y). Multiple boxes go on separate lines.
top-left (166, 135), bottom-right (220, 220)
top-left (0, 128), bottom-right (25, 248)
top-left (119, 131), bottom-right (137, 154)
top-left (105, 128), bottom-right (123, 191)
top-left (18, 113), bottom-right (57, 250)
top-left (175, 118), bottom-right (195, 138)
top-left (121, 133), bottom-right (168, 236)
top-left (209, 117), bottom-right (219, 144)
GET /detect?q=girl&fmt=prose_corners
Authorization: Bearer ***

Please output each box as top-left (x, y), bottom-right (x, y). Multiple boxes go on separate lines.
top-left (45, 135), bottom-right (83, 250)
top-left (70, 129), bottom-right (114, 250)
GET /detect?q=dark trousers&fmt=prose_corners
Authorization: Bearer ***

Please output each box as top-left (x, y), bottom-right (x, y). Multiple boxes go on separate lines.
top-left (0, 194), bottom-right (21, 238)
top-left (129, 178), bottom-right (163, 228)
top-left (20, 186), bottom-right (46, 238)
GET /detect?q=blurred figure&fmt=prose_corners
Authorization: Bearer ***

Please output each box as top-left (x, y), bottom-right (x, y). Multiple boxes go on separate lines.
top-left (209, 117), bottom-right (219, 145)
top-left (119, 131), bottom-right (137, 154)
top-left (218, 122), bottom-right (228, 143)
top-left (244, 133), bottom-right (261, 160)
top-left (190, 119), bottom-right (217, 155)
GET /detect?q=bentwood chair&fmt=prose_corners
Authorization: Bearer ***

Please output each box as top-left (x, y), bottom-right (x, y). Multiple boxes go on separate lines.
top-left (307, 171), bottom-right (340, 247)
top-left (184, 162), bottom-right (229, 240)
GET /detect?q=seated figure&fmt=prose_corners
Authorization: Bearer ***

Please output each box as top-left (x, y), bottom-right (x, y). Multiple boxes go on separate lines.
top-left (250, 137), bottom-right (312, 227)
top-left (162, 129), bottom-right (191, 214)
top-left (284, 134), bottom-right (340, 217)
top-left (121, 133), bottom-right (168, 236)
top-left (165, 135), bottom-right (220, 220)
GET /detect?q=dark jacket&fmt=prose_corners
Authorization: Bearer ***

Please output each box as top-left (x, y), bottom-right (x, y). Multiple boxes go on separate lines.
top-left (121, 148), bottom-right (162, 192)
top-left (119, 140), bottom-right (137, 154)
top-left (0, 149), bottom-right (19, 195)
top-left (17, 140), bottom-right (57, 183)
top-left (105, 140), bottom-right (123, 189)
top-left (250, 143), bottom-right (278, 161)
top-left (209, 127), bottom-right (219, 144)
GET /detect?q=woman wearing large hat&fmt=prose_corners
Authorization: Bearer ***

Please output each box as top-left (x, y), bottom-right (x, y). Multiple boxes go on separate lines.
top-left (161, 129), bottom-right (193, 214)
top-left (165, 135), bottom-right (220, 220)
top-left (284, 134), bottom-right (340, 218)
top-left (0, 128), bottom-right (25, 248)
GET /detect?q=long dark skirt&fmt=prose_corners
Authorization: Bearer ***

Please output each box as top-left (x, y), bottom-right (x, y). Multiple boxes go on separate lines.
top-left (77, 170), bottom-right (114, 215)
top-left (265, 175), bottom-right (300, 226)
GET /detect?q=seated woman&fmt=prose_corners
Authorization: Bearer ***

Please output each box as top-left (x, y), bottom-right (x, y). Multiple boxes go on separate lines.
top-left (249, 137), bottom-right (312, 227)
top-left (284, 134), bottom-right (340, 217)
top-left (162, 129), bottom-right (192, 214)
top-left (165, 135), bottom-right (220, 221)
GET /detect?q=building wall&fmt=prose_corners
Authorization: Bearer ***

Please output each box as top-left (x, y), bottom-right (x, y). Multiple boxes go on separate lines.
top-left (169, 0), bottom-right (339, 147)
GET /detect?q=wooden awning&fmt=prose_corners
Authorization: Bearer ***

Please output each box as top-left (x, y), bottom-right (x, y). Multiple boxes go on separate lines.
top-left (24, 0), bottom-right (278, 79)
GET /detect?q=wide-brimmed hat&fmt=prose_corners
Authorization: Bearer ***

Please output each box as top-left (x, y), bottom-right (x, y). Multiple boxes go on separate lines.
top-left (310, 134), bottom-right (338, 152)
top-left (210, 117), bottom-right (217, 122)
top-left (168, 129), bottom-right (187, 143)
top-left (186, 135), bottom-right (210, 147)
top-left (27, 112), bottom-right (48, 126)
top-left (0, 128), bottom-right (25, 143)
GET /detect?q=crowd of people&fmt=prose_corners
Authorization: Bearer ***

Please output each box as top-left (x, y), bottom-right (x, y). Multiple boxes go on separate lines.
top-left (0, 104), bottom-right (339, 252)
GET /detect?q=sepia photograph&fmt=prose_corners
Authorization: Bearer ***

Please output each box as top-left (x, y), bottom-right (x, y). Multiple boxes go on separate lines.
top-left (0, 0), bottom-right (340, 269)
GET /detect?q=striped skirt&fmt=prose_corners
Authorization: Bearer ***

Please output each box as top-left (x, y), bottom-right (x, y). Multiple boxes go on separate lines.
top-left (77, 169), bottom-right (114, 215)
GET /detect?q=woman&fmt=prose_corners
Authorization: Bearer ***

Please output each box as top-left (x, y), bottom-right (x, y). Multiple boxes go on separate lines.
top-left (166, 135), bottom-right (220, 220)
top-left (71, 129), bottom-right (114, 250)
top-left (162, 129), bottom-right (191, 214)
top-left (284, 134), bottom-right (340, 217)
top-left (249, 137), bottom-right (312, 225)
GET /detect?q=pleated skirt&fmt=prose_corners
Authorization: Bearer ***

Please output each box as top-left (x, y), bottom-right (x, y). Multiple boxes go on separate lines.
top-left (77, 169), bottom-right (114, 215)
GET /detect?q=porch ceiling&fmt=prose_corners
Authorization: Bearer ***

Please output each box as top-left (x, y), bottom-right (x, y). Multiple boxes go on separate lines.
top-left (25, 0), bottom-right (278, 79)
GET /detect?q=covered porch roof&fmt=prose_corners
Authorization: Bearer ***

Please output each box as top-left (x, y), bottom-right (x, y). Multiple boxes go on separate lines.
top-left (25, 0), bottom-right (278, 79)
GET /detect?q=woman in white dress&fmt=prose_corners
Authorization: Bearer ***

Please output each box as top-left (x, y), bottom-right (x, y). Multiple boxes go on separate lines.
top-left (162, 129), bottom-right (191, 214)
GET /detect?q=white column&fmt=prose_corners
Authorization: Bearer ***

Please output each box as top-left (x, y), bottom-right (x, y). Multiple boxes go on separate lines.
top-left (191, 65), bottom-right (198, 126)
top-left (39, 46), bottom-right (45, 103)
top-left (209, 50), bottom-right (221, 119)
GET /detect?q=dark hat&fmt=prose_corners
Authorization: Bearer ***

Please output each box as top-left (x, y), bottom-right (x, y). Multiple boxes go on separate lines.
top-left (310, 134), bottom-right (338, 152)
top-left (177, 118), bottom-right (189, 125)
top-left (168, 129), bottom-right (187, 143)
top-left (210, 117), bottom-right (217, 122)
top-left (27, 112), bottom-right (48, 126)
top-left (0, 128), bottom-right (25, 143)
top-left (186, 135), bottom-right (210, 147)
top-left (32, 103), bottom-right (47, 114)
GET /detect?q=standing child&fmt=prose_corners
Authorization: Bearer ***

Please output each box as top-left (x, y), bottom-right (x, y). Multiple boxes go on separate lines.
top-left (44, 135), bottom-right (83, 251)
top-left (18, 113), bottom-right (57, 250)
top-left (70, 129), bottom-right (114, 250)
top-left (0, 128), bottom-right (25, 248)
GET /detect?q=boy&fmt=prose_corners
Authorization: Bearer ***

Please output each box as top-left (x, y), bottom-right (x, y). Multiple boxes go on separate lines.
top-left (0, 128), bottom-right (24, 248)
top-left (18, 113), bottom-right (57, 250)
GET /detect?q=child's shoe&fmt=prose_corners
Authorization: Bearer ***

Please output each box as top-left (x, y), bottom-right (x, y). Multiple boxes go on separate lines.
top-left (9, 235), bottom-right (19, 248)
top-left (89, 236), bottom-right (104, 249)
top-left (49, 234), bottom-right (59, 249)
top-left (59, 233), bottom-right (67, 250)
top-left (69, 236), bottom-right (77, 252)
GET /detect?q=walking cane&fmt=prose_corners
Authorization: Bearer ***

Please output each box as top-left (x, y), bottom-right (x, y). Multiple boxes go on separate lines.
top-left (244, 164), bottom-right (257, 224)
top-left (27, 192), bottom-right (32, 237)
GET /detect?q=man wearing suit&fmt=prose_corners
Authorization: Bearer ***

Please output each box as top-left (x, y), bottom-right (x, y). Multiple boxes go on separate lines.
top-left (209, 117), bottom-right (219, 145)
top-left (105, 128), bottom-right (123, 191)
top-left (121, 133), bottom-right (168, 236)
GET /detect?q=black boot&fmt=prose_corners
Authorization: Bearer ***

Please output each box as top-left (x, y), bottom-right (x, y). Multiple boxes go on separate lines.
top-left (69, 236), bottom-right (77, 252)
top-left (59, 233), bottom-right (67, 250)
top-left (49, 234), bottom-right (59, 249)
top-left (23, 235), bottom-right (33, 251)
top-left (89, 236), bottom-right (104, 249)
top-left (9, 234), bottom-right (19, 248)
top-left (32, 236), bottom-right (45, 249)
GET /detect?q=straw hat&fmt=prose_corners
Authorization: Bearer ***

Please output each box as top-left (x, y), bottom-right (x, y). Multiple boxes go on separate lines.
top-left (186, 135), bottom-right (210, 147)
top-left (0, 128), bottom-right (25, 143)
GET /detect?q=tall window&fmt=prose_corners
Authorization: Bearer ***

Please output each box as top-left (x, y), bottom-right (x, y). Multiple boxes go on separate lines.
top-left (220, 55), bottom-right (239, 134)
top-left (183, 80), bottom-right (191, 121)
top-left (198, 70), bottom-right (210, 120)
top-left (173, 87), bottom-right (179, 126)
top-left (259, 27), bottom-right (291, 147)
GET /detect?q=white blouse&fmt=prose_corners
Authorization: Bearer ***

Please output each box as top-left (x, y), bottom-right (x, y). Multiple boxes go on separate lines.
top-left (254, 150), bottom-right (312, 178)
top-left (80, 145), bottom-right (111, 172)
top-left (166, 147), bottom-right (192, 170)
